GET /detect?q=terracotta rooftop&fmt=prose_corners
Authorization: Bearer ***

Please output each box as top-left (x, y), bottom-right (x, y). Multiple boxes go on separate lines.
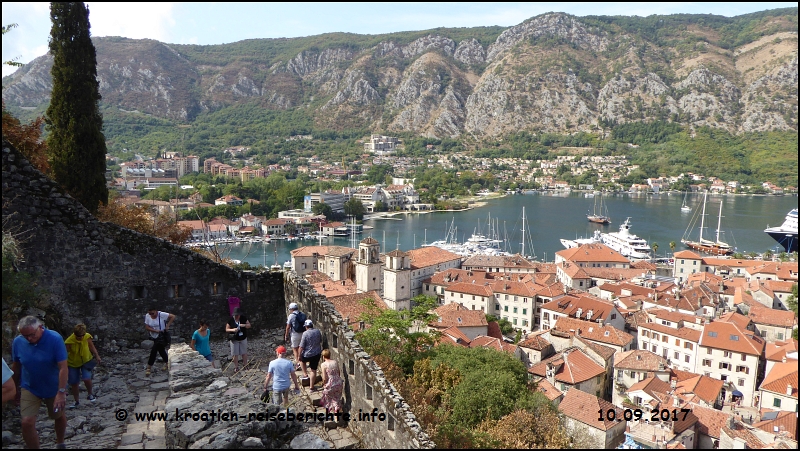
top-left (540, 294), bottom-right (618, 322)
top-left (462, 254), bottom-right (536, 268)
top-left (765, 340), bottom-right (799, 362)
top-left (699, 321), bottom-right (764, 356)
top-left (673, 250), bottom-right (702, 259)
top-left (536, 378), bottom-right (563, 402)
top-left (628, 376), bottom-right (671, 399)
top-left (747, 303), bottom-right (796, 328)
top-left (303, 271), bottom-right (331, 284)
top-left (444, 281), bottom-right (494, 297)
top-left (439, 326), bottom-right (472, 346)
top-left (688, 403), bottom-right (730, 439)
top-left (553, 316), bottom-right (634, 347)
top-left (753, 410), bottom-right (798, 441)
top-left (328, 291), bottom-right (387, 331)
top-left (721, 420), bottom-right (766, 449)
top-left (759, 360), bottom-right (798, 399)
top-left (529, 348), bottom-right (605, 384)
top-left (639, 321), bottom-right (702, 342)
top-left (311, 278), bottom-right (357, 298)
top-left (424, 269), bottom-right (495, 286)
top-left (717, 311), bottom-right (752, 330)
top-left (614, 350), bottom-right (669, 372)
top-left (469, 335), bottom-right (517, 354)
top-left (559, 388), bottom-right (623, 431)
top-left (674, 374), bottom-right (724, 406)
top-left (430, 303), bottom-right (488, 329)
top-left (555, 243), bottom-right (631, 264)
top-left (406, 246), bottom-right (461, 269)
top-left (518, 333), bottom-right (553, 352)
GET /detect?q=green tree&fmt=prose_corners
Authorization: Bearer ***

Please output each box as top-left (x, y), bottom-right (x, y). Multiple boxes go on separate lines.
top-left (45, 2), bottom-right (108, 213)
top-left (311, 202), bottom-right (333, 219)
top-left (2, 24), bottom-right (24, 67)
top-left (344, 198), bottom-right (366, 220)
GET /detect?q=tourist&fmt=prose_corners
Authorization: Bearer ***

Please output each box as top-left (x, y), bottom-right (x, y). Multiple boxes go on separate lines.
top-left (264, 345), bottom-right (300, 406)
top-left (191, 319), bottom-right (215, 368)
top-left (319, 349), bottom-right (343, 415)
top-left (226, 307), bottom-right (251, 372)
top-left (144, 308), bottom-right (175, 376)
top-left (2, 358), bottom-right (16, 404)
top-left (298, 319), bottom-right (323, 391)
top-left (284, 303), bottom-right (305, 369)
top-left (11, 316), bottom-right (68, 449)
top-left (64, 323), bottom-right (101, 409)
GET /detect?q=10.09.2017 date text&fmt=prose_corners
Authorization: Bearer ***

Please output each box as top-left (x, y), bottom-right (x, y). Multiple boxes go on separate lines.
top-left (599, 408), bottom-right (691, 422)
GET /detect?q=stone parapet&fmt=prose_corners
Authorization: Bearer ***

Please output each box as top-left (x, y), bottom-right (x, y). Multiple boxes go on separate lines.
top-left (284, 272), bottom-right (435, 449)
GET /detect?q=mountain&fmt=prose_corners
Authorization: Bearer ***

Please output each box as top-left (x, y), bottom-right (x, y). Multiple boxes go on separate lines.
top-left (2, 9), bottom-right (797, 142)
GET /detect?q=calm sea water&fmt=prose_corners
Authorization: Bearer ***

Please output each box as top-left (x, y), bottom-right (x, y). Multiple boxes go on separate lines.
top-left (219, 192), bottom-right (798, 266)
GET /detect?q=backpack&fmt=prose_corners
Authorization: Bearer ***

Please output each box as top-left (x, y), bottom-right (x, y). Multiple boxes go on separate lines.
top-left (292, 311), bottom-right (307, 334)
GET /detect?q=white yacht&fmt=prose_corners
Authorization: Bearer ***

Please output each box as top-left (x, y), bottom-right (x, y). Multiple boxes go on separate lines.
top-left (560, 230), bottom-right (603, 249)
top-left (600, 218), bottom-right (652, 260)
top-left (765, 209), bottom-right (798, 253)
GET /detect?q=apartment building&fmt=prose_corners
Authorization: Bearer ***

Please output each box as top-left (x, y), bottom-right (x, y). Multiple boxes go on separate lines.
top-left (406, 246), bottom-right (462, 297)
top-left (637, 316), bottom-right (701, 373)
top-left (697, 321), bottom-right (765, 407)
top-left (539, 294), bottom-right (626, 331)
top-left (758, 359), bottom-right (798, 413)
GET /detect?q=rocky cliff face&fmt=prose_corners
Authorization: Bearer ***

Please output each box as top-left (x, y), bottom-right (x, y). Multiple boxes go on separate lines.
top-left (3, 12), bottom-right (797, 138)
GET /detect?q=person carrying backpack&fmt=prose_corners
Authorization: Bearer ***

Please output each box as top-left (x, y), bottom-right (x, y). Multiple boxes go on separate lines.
top-left (284, 303), bottom-right (306, 370)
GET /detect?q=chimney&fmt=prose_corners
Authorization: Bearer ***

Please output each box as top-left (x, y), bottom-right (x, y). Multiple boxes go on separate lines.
top-left (322, 284), bottom-right (326, 291)
top-left (598, 318), bottom-right (604, 326)
top-left (671, 378), bottom-right (677, 389)
top-left (586, 309), bottom-right (594, 320)
top-left (673, 396), bottom-right (680, 408)
top-left (787, 384), bottom-right (793, 396)
top-left (576, 308), bottom-right (583, 319)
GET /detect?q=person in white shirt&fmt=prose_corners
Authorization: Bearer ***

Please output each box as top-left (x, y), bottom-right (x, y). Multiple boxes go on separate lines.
top-left (144, 308), bottom-right (175, 376)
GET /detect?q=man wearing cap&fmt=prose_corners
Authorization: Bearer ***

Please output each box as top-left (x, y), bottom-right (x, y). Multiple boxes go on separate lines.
top-left (264, 346), bottom-right (299, 406)
top-left (298, 319), bottom-right (323, 391)
top-left (284, 303), bottom-right (304, 370)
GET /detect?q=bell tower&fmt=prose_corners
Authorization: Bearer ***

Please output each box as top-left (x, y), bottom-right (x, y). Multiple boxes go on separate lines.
top-left (355, 237), bottom-right (382, 293)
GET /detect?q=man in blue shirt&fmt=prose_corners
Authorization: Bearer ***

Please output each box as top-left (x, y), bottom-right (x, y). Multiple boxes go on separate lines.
top-left (11, 316), bottom-right (69, 449)
top-left (264, 345), bottom-right (299, 406)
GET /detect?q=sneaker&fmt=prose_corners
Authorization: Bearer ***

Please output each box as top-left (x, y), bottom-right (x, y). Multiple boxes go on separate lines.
top-left (68, 402), bottom-right (79, 410)
top-left (87, 394), bottom-right (97, 402)
top-left (145, 368), bottom-right (151, 377)
top-left (163, 364), bottom-right (168, 371)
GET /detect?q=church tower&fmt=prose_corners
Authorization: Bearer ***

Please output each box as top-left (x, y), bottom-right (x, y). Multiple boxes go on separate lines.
top-left (355, 237), bottom-right (382, 293)
top-left (383, 249), bottom-right (411, 310)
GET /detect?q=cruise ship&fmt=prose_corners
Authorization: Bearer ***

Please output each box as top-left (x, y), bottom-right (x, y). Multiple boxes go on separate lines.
top-left (765, 209), bottom-right (798, 253)
top-left (600, 218), bottom-right (652, 260)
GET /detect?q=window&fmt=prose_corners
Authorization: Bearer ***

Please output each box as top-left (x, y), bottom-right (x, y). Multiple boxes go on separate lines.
top-left (596, 376), bottom-right (602, 384)
top-left (495, 304), bottom-right (500, 311)
top-left (523, 320), bottom-right (528, 326)
top-left (777, 332), bottom-right (784, 340)
top-left (652, 344), bottom-right (658, 352)
top-left (653, 333), bottom-right (660, 340)
top-left (88, 288), bottom-right (103, 302)
top-left (708, 331), bottom-right (717, 337)
top-left (685, 355), bottom-right (690, 363)
top-left (729, 335), bottom-right (739, 341)
top-left (133, 286), bottom-right (146, 299)
top-left (706, 348), bottom-right (712, 355)
top-left (662, 335), bottom-right (668, 343)
top-left (773, 398), bottom-right (782, 408)
top-left (719, 362), bottom-right (730, 370)
top-left (246, 280), bottom-right (255, 293)
top-left (504, 306), bottom-right (508, 312)
top-left (365, 384), bottom-right (373, 401)
top-left (674, 352), bottom-right (680, 359)
top-left (702, 359), bottom-right (711, 367)
top-left (723, 351), bottom-right (732, 358)
top-left (332, 335), bottom-right (338, 349)
top-left (522, 309), bottom-right (527, 315)
top-left (513, 307), bottom-right (518, 314)
top-left (642, 330), bottom-right (648, 337)
top-left (736, 366), bottom-right (749, 374)
top-left (675, 339), bottom-right (680, 346)
top-left (544, 312), bottom-right (550, 320)
top-left (684, 342), bottom-right (693, 350)
top-left (611, 314), bottom-right (617, 320)
top-left (170, 284), bottom-right (185, 298)
top-left (741, 353), bottom-right (746, 361)
top-left (348, 360), bottom-right (355, 376)
top-left (211, 282), bottom-right (222, 295)
top-left (617, 370), bottom-right (623, 378)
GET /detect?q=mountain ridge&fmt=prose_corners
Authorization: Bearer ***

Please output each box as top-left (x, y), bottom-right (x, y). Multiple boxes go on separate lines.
top-left (2, 9), bottom-right (797, 142)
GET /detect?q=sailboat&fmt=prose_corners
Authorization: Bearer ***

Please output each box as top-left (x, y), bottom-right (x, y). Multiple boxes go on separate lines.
top-left (270, 241), bottom-right (282, 271)
top-left (587, 194), bottom-right (611, 224)
top-left (680, 190), bottom-right (692, 212)
top-left (681, 191), bottom-right (733, 255)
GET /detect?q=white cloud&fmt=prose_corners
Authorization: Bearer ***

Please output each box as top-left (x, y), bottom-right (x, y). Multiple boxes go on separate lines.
top-left (86, 2), bottom-right (176, 42)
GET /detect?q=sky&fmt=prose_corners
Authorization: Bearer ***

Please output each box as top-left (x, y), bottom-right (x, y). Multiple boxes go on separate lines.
top-left (3, 2), bottom-right (796, 77)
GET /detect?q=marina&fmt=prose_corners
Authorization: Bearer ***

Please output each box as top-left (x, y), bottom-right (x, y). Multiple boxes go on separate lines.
top-left (214, 192), bottom-right (798, 267)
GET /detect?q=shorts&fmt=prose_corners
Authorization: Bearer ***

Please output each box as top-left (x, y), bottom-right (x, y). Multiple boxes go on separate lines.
top-left (68, 366), bottom-right (93, 385)
top-left (301, 353), bottom-right (321, 371)
top-left (230, 338), bottom-right (248, 356)
top-left (20, 388), bottom-right (64, 420)
top-left (290, 331), bottom-right (302, 348)
top-left (272, 388), bottom-right (290, 405)
top-left (202, 353), bottom-right (214, 362)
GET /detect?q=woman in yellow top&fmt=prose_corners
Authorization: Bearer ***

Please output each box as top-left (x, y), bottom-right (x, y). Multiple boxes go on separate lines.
top-left (64, 324), bottom-right (101, 409)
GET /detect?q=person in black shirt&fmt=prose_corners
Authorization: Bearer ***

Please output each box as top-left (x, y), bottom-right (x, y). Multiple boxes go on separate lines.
top-left (225, 307), bottom-right (251, 372)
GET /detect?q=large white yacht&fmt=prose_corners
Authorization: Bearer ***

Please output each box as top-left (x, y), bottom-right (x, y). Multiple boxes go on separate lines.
top-left (765, 209), bottom-right (798, 253)
top-left (560, 230), bottom-right (603, 249)
top-left (600, 217), bottom-right (652, 260)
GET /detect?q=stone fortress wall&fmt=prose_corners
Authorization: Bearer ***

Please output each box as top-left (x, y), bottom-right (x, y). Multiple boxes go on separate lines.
top-left (284, 272), bottom-right (435, 449)
top-left (2, 140), bottom-right (284, 346)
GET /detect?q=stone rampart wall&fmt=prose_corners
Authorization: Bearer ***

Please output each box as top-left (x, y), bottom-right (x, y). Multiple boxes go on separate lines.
top-left (2, 140), bottom-right (283, 344)
top-left (284, 272), bottom-right (435, 449)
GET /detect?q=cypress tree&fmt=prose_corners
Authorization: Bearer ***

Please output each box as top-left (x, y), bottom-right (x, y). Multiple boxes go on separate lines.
top-left (45, 2), bottom-right (108, 213)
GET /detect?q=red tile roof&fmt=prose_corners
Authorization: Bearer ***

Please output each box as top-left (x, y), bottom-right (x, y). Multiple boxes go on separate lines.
top-left (444, 282), bottom-right (493, 297)
top-left (439, 326), bottom-right (471, 346)
top-left (759, 360), bottom-right (798, 399)
top-left (406, 246), bottom-right (461, 270)
top-left (673, 250), bottom-right (702, 259)
top-left (765, 340), bottom-right (799, 362)
top-left (553, 316), bottom-right (633, 347)
top-left (699, 322), bottom-right (764, 356)
top-left (747, 303), bottom-right (796, 328)
top-left (556, 243), bottom-right (631, 264)
top-left (688, 403), bottom-right (730, 439)
top-left (469, 336), bottom-right (517, 354)
top-left (559, 388), bottom-right (623, 431)
top-left (628, 376), bottom-right (671, 399)
top-left (518, 333), bottom-right (552, 352)
top-left (717, 311), bottom-right (752, 330)
top-left (540, 294), bottom-right (618, 322)
top-left (529, 348), bottom-right (605, 384)
top-left (328, 291), bottom-right (387, 331)
top-left (614, 350), bottom-right (669, 372)
top-left (536, 378), bottom-right (563, 402)
top-left (753, 410), bottom-right (798, 441)
top-left (430, 303), bottom-right (488, 329)
top-left (675, 374), bottom-right (724, 405)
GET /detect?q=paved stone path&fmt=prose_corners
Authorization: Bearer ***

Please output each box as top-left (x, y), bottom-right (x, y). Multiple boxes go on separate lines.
top-left (1, 330), bottom-right (359, 449)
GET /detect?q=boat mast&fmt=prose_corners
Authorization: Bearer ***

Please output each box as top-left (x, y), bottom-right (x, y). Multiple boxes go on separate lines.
top-left (521, 206), bottom-right (526, 258)
top-left (715, 199), bottom-right (723, 243)
top-left (699, 191), bottom-right (707, 243)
